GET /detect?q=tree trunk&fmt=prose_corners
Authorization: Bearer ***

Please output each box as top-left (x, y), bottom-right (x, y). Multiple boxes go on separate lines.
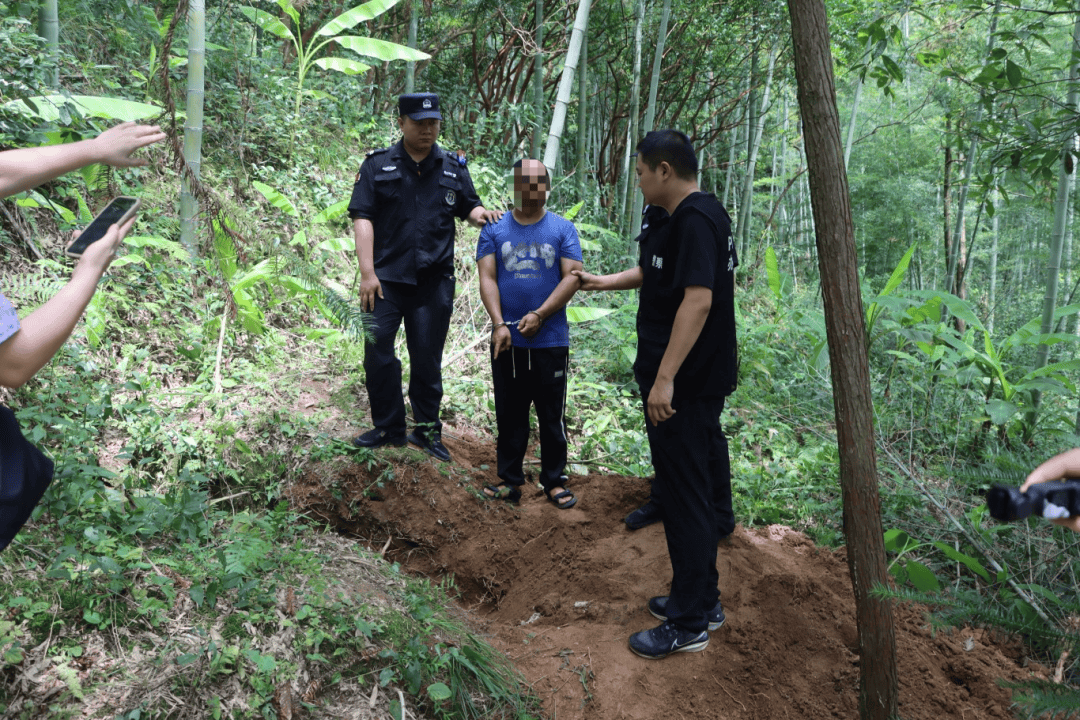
top-left (843, 72), bottom-right (862, 171)
top-left (405, 0), bottom-right (418, 94)
top-left (622, 0), bottom-right (644, 241)
top-left (531, 0), bottom-right (544, 158)
top-left (542, 0), bottom-right (591, 172)
top-left (1034, 1), bottom-right (1080, 407)
top-left (37, 0), bottom-right (59, 89)
top-left (736, 44), bottom-right (776, 263)
top-left (947, 0), bottom-right (1001, 297)
top-left (988, 184), bottom-right (999, 333)
top-left (786, 2), bottom-right (899, 719)
top-left (576, 33), bottom-right (588, 197)
top-left (629, 0), bottom-right (672, 232)
top-left (179, 0), bottom-right (206, 258)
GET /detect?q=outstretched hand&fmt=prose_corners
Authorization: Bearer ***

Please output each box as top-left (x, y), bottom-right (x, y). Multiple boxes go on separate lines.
top-left (92, 122), bottom-right (167, 167)
top-left (571, 269), bottom-right (604, 291)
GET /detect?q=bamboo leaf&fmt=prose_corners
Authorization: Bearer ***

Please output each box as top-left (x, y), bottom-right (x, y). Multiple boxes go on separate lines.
top-left (252, 181), bottom-right (299, 218)
top-left (1005, 58), bottom-right (1023, 88)
top-left (765, 246), bottom-right (782, 302)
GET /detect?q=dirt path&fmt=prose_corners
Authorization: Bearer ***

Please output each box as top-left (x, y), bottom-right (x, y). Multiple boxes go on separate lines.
top-left (289, 426), bottom-right (1046, 720)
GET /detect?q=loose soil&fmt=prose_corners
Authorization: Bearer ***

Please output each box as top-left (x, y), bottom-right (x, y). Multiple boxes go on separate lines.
top-left (288, 425), bottom-right (1050, 720)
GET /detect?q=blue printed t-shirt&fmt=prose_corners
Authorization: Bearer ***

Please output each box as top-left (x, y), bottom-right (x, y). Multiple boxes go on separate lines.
top-left (476, 211), bottom-right (582, 349)
top-left (0, 292), bottom-right (18, 345)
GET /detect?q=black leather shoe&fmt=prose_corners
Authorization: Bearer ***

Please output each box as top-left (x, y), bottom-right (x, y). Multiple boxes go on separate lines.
top-left (408, 429), bottom-right (450, 462)
top-left (351, 428), bottom-right (406, 448)
top-left (625, 500), bottom-right (663, 530)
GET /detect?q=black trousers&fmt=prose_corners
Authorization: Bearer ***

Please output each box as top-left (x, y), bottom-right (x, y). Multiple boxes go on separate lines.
top-left (364, 273), bottom-right (455, 434)
top-left (643, 417), bottom-right (735, 537)
top-left (639, 381), bottom-right (730, 633)
top-left (491, 346), bottom-right (569, 493)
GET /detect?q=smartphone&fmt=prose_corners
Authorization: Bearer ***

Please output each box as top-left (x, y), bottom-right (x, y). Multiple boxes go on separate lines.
top-left (65, 196), bottom-right (141, 257)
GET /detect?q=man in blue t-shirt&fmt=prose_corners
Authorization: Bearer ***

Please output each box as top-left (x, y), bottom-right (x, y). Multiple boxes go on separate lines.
top-left (476, 159), bottom-right (583, 509)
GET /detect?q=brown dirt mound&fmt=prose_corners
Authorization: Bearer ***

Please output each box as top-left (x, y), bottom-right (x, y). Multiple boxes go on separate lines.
top-left (288, 426), bottom-right (1049, 720)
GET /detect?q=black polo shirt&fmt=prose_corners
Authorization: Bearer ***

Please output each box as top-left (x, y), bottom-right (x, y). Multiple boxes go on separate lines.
top-left (348, 141), bottom-right (482, 284)
top-left (634, 192), bottom-right (738, 398)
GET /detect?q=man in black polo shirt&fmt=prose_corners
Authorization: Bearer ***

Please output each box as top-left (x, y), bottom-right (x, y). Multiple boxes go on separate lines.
top-left (348, 93), bottom-right (502, 461)
top-left (575, 129), bottom-right (737, 659)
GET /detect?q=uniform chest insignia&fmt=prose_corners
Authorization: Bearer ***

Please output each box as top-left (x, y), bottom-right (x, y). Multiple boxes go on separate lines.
top-left (443, 170), bottom-right (458, 179)
top-left (652, 255), bottom-right (663, 269)
top-left (382, 165), bottom-right (397, 172)
top-left (445, 190), bottom-right (456, 205)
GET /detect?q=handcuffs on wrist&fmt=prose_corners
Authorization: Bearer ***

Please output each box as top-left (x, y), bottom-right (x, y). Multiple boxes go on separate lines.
top-left (492, 310), bottom-right (543, 333)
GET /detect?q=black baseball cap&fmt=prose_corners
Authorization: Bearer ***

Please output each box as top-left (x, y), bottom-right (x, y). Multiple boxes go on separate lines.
top-left (399, 93), bottom-right (442, 121)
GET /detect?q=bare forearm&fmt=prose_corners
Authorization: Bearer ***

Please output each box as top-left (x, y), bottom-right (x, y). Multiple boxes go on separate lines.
top-left (478, 275), bottom-right (504, 325)
top-left (0, 270), bottom-right (100, 387)
top-left (583, 266), bottom-right (643, 291)
top-left (655, 288), bottom-right (711, 384)
top-left (353, 219), bottom-right (376, 275)
top-left (535, 275), bottom-right (581, 320)
top-left (0, 141), bottom-right (101, 198)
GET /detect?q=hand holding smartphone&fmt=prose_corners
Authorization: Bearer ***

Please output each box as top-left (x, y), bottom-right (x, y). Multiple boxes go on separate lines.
top-left (65, 196), bottom-right (141, 258)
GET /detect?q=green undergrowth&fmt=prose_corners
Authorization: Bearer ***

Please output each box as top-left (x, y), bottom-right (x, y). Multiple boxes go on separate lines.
top-left (0, 224), bottom-right (541, 718)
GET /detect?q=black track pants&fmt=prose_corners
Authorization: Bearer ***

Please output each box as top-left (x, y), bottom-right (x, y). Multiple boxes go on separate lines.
top-left (491, 345), bottom-right (569, 493)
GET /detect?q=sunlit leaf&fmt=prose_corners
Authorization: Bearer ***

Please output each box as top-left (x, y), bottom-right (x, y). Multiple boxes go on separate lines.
top-left (334, 36), bottom-right (430, 62)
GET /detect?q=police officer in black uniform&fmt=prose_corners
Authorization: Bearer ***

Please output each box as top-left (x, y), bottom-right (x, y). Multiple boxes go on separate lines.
top-left (348, 93), bottom-right (502, 461)
top-left (574, 129), bottom-right (738, 660)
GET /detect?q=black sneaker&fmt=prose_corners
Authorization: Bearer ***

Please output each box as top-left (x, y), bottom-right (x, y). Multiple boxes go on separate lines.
top-left (648, 596), bottom-right (726, 631)
top-left (628, 621), bottom-right (709, 659)
top-left (352, 428), bottom-right (406, 448)
top-left (408, 429), bottom-right (450, 462)
top-left (624, 500), bottom-right (662, 530)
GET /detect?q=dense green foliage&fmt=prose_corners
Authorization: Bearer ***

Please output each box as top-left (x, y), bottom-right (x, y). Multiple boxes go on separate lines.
top-left (4, 0), bottom-right (1080, 716)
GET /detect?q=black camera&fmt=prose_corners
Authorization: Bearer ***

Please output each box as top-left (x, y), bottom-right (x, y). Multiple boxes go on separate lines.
top-left (986, 480), bottom-right (1080, 522)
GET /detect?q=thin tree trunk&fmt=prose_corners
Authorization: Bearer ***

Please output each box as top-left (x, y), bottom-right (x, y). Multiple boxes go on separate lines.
top-left (988, 185), bottom-right (999, 333)
top-left (622, 0), bottom-right (644, 241)
top-left (531, 0), bottom-right (544, 158)
top-left (737, 45), bottom-right (776, 263)
top-left (576, 33), bottom-right (588, 198)
top-left (629, 0), bottom-right (672, 232)
top-left (37, 0), bottom-right (59, 89)
top-left (405, 0), bottom-right (418, 93)
top-left (844, 72), bottom-right (862, 171)
top-left (543, 0), bottom-right (591, 172)
top-left (946, 0), bottom-right (1001, 296)
top-left (786, 2), bottom-right (899, 719)
top-left (1034, 2), bottom-right (1080, 407)
top-left (942, 115), bottom-right (952, 293)
top-left (179, 0), bottom-right (206, 258)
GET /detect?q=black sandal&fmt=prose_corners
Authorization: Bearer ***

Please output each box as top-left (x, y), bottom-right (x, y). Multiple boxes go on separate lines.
top-left (482, 484), bottom-right (521, 502)
top-left (545, 487), bottom-right (577, 509)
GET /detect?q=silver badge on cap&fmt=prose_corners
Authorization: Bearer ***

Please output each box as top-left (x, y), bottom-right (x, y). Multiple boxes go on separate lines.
top-left (423, 98), bottom-right (432, 109)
